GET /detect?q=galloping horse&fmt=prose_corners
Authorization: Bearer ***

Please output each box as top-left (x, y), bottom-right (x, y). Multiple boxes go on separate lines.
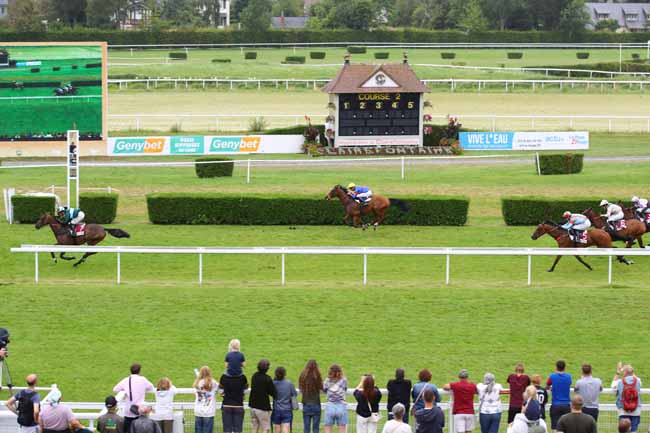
top-left (531, 221), bottom-right (630, 272)
top-left (35, 213), bottom-right (130, 267)
top-left (582, 208), bottom-right (646, 248)
top-left (325, 185), bottom-right (409, 228)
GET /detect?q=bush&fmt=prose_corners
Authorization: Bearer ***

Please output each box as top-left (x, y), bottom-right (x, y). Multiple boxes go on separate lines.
top-left (440, 52), bottom-right (456, 59)
top-left (507, 52), bottom-right (523, 59)
top-left (79, 192), bottom-right (118, 224)
top-left (374, 52), bottom-right (389, 59)
top-left (169, 52), bottom-right (187, 60)
top-left (71, 65), bottom-right (78, 69)
top-left (52, 66), bottom-right (60, 71)
top-left (310, 51), bottom-right (326, 59)
top-left (146, 193), bottom-right (470, 226)
top-left (30, 68), bottom-right (40, 73)
top-left (347, 46), bottom-right (366, 54)
top-left (11, 195), bottom-right (55, 223)
top-left (576, 52), bottom-right (590, 59)
top-left (502, 197), bottom-right (624, 226)
top-left (284, 55), bottom-right (306, 64)
top-left (195, 157), bottom-right (234, 178)
top-left (536, 153), bottom-right (583, 175)
top-left (534, 61), bottom-right (650, 74)
top-left (244, 51), bottom-right (257, 59)
top-left (212, 58), bottom-right (231, 63)
top-left (85, 62), bottom-right (102, 68)
top-left (632, 53), bottom-right (641, 60)
top-left (451, 61), bottom-right (467, 66)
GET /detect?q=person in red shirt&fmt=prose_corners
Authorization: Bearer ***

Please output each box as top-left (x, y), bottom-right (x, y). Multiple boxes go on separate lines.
top-left (506, 363), bottom-right (531, 423)
top-left (444, 370), bottom-right (477, 433)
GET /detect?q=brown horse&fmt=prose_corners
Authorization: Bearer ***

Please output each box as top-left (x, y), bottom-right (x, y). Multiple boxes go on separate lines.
top-left (582, 208), bottom-right (646, 249)
top-left (531, 221), bottom-right (630, 272)
top-left (35, 213), bottom-right (130, 267)
top-left (325, 185), bottom-right (409, 228)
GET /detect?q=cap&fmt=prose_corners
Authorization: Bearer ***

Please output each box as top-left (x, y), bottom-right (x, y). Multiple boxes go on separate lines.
top-left (525, 399), bottom-right (541, 421)
top-left (458, 369), bottom-right (469, 379)
top-left (105, 396), bottom-right (118, 408)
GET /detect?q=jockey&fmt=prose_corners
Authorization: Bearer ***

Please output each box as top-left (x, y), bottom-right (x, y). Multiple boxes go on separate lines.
top-left (56, 206), bottom-right (85, 237)
top-left (599, 199), bottom-right (624, 231)
top-left (347, 183), bottom-right (372, 205)
top-left (561, 211), bottom-right (591, 242)
top-left (631, 196), bottom-right (650, 220)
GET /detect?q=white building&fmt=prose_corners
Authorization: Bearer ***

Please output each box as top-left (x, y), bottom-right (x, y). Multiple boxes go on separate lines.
top-left (0, 0), bottom-right (8, 19)
top-left (585, 2), bottom-right (650, 32)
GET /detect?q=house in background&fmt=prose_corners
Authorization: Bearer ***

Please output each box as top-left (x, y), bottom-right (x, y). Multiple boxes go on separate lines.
top-left (119, 0), bottom-right (230, 29)
top-left (585, 2), bottom-right (650, 32)
top-left (271, 15), bottom-right (309, 29)
top-left (0, 0), bottom-right (8, 19)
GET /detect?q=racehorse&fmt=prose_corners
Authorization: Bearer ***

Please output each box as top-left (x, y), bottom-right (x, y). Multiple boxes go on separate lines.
top-left (530, 221), bottom-right (631, 272)
top-left (582, 208), bottom-right (646, 248)
top-left (325, 185), bottom-right (409, 229)
top-left (35, 213), bottom-right (130, 267)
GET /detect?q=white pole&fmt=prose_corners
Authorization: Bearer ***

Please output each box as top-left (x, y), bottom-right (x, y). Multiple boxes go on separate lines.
top-left (400, 157), bottom-right (405, 180)
top-left (445, 254), bottom-right (450, 285)
top-left (536, 152), bottom-right (541, 176)
top-left (34, 251), bottom-right (39, 283)
top-left (608, 255), bottom-right (613, 285)
top-left (647, 41), bottom-right (650, 60)
top-left (246, 159), bottom-right (251, 184)
top-left (363, 253), bottom-right (367, 286)
top-left (198, 253), bottom-right (203, 285)
top-left (527, 254), bottom-right (532, 286)
top-left (117, 252), bottom-right (121, 284)
top-left (619, 44), bottom-right (623, 73)
top-left (281, 253), bottom-right (285, 286)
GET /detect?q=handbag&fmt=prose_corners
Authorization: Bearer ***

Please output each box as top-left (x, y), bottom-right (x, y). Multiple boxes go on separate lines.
top-left (410, 384), bottom-right (427, 416)
top-left (291, 395), bottom-right (299, 410)
top-left (368, 393), bottom-right (381, 423)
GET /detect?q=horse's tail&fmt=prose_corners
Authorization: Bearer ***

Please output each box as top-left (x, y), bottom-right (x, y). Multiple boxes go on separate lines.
top-left (106, 228), bottom-right (130, 238)
top-left (389, 198), bottom-right (409, 213)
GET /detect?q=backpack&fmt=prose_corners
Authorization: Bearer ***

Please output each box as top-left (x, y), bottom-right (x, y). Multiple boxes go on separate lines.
top-left (16, 391), bottom-right (35, 426)
top-left (527, 421), bottom-right (546, 433)
top-left (622, 377), bottom-right (639, 412)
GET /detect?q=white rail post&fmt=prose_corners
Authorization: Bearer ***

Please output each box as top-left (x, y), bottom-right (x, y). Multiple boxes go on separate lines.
top-left (34, 250), bottom-right (39, 283)
top-left (619, 44), bottom-right (623, 73)
top-left (445, 253), bottom-right (450, 285)
top-left (608, 255), bottom-right (613, 285)
top-left (117, 250), bottom-right (121, 284)
top-left (363, 253), bottom-right (368, 286)
top-left (536, 152), bottom-right (541, 176)
top-left (281, 253), bottom-right (286, 286)
top-left (246, 159), bottom-right (251, 184)
top-left (401, 157), bottom-right (405, 180)
top-left (527, 254), bottom-right (532, 286)
top-left (198, 252), bottom-right (203, 285)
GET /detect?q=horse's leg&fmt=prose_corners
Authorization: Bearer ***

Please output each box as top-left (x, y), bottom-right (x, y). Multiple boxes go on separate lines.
top-left (637, 236), bottom-right (645, 249)
top-left (574, 255), bottom-right (593, 271)
top-left (50, 252), bottom-right (57, 263)
top-left (548, 255), bottom-right (562, 272)
top-left (60, 252), bottom-right (75, 261)
top-left (73, 251), bottom-right (96, 267)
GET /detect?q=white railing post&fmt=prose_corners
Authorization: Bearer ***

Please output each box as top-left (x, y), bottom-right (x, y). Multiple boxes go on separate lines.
top-left (445, 253), bottom-right (450, 285)
top-left (117, 250), bottom-right (121, 284)
top-left (281, 253), bottom-right (286, 286)
top-left (608, 255), bottom-right (613, 285)
top-left (401, 157), bottom-right (405, 180)
top-left (527, 254), bottom-right (532, 286)
top-left (363, 253), bottom-right (368, 286)
top-left (198, 252), bottom-right (203, 285)
top-left (34, 250), bottom-right (39, 283)
top-left (536, 152), bottom-right (541, 176)
top-left (246, 159), bottom-right (251, 184)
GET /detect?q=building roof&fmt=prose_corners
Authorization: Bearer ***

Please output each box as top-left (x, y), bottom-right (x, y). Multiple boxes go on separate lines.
top-left (585, 2), bottom-right (650, 30)
top-left (0, 0), bottom-right (7, 6)
top-left (322, 62), bottom-right (429, 94)
top-left (271, 16), bottom-right (309, 29)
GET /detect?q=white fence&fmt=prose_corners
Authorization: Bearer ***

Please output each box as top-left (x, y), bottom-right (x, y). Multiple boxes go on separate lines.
top-left (108, 42), bottom-right (650, 49)
top-left (10, 245), bottom-right (650, 286)
top-left (423, 78), bottom-right (650, 92)
top-left (108, 78), bottom-right (328, 91)
top-left (414, 63), bottom-right (650, 78)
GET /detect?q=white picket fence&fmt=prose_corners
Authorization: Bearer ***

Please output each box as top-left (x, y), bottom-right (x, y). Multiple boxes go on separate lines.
top-left (10, 245), bottom-right (650, 286)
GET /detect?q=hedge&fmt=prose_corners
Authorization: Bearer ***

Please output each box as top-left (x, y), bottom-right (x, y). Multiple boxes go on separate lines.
top-left (79, 192), bottom-right (118, 224)
top-left (11, 195), bottom-right (55, 223)
top-left (374, 52), bottom-right (389, 59)
top-left (212, 58), bottom-right (231, 63)
top-left (284, 55), bottom-right (306, 64)
top-left (576, 52), bottom-right (590, 59)
top-left (30, 68), bottom-right (40, 73)
top-left (536, 153), bottom-right (583, 175)
top-left (440, 52), bottom-right (456, 59)
top-left (502, 197), bottom-right (624, 226)
top-left (310, 51), bottom-right (326, 59)
top-left (169, 52), bottom-right (187, 60)
top-left (146, 193), bottom-right (469, 226)
top-left (195, 157), bottom-right (234, 178)
top-left (244, 51), bottom-right (257, 59)
top-left (507, 52), bottom-right (523, 59)
top-left (535, 61), bottom-right (650, 75)
top-left (264, 124), bottom-right (328, 146)
top-left (347, 46), bottom-right (367, 54)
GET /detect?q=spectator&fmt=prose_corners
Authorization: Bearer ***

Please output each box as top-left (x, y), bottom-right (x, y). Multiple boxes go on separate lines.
top-left (618, 419), bottom-right (631, 433)
top-left (574, 365), bottom-right (602, 421)
top-left (323, 364), bottom-right (348, 433)
top-left (415, 390), bottom-right (444, 433)
top-left (383, 403), bottom-right (413, 433)
top-left (412, 369), bottom-right (441, 426)
top-left (476, 373), bottom-right (503, 433)
top-left (220, 369), bottom-right (248, 433)
top-left (39, 387), bottom-right (86, 433)
top-left (556, 395), bottom-right (596, 433)
top-left (299, 360), bottom-right (323, 433)
top-left (225, 339), bottom-right (246, 377)
top-left (130, 406), bottom-right (162, 433)
top-left (612, 363), bottom-right (642, 433)
top-left (546, 360), bottom-right (572, 433)
top-left (325, 115), bottom-right (335, 146)
top-left (443, 369), bottom-right (477, 433)
top-left (532, 375), bottom-right (548, 420)
top-left (511, 394), bottom-right (547, 433)
top-left (152, 378), bottom-right (177, 433)
top-left (113, 363), bottom-right (155, 433)
top-left (194, 366), bottom-right (219, 433)
top-left (6, 374), bottom-right (40, 433)
top-left (507, 364), bottom-right (531, 423)
top-left (98, 396), bottom-right (125, 433)
top-left (272, 367), bottom-right (297, 433)
top-left (250, 359), bottom-right (277, 433)
top-left (353, 374), bottom-right (382, 433)
top-left (387, 369), bottom-right (412, 424)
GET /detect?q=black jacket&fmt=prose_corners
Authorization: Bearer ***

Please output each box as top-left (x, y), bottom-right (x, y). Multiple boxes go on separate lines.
top-left (220, 374), bottom-right (248, 407)
top-left (387, 379), bottom-right (412, 411)
top-left (415, 406), bottom-right (445, 433)
top-left (249, 372), bottom-right (276, 411)
top-left (353, 388), bottom-right (382, 418)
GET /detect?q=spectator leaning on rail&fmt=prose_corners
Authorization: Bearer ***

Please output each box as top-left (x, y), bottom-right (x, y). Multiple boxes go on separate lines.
top-left (574, 365), bottom-right (602, 421)
top-left (194, 366), bottom-right (219, 433)
top-left (152, 378), bottom-right (177, 433)
top-left (532, 375), bottom-right (548, 420)
top-left (414, 389), bottom-right (444, 433)
top-left (444, 369), bottom-right (478, 433)
top-left (477, 373), bottom-right (504, 433)
top-left (510, 390), bottom-right (547, 433)
top-left (6, 374), bottom-right (40, 433)
top-left (98, 396), bottom-right (125, 433)
top-left (412, 369), bottom-right (441, 427)
top-left (387, 369), bottom-right (412, 424)
top-left (39, 386), bottom-right (88, 433)
top-left (353, 374), bottom-right (382, 433)
top-left (272, 366), bottom-right (297, 433)
top-left (299, 360), bottom-right (324, 433)
top-left (250, 359), bottom-right (277, 433)
top-left (323, 364), bottom-right (348, 433)
top-left (113, 363), bottom-right (155, 433)
top-left (612, 362), bottom-right (642, 433)
top-left (546, 360), bottom-right (572, 433)
top-left (219, 368), bottom-right (248, 433)
top-left (129, 406), bottom-right (162, 433)
top-left (383, 403), bottom-right (413, 433)
top-left (555, 395), bottom-right (597, 433)
top-left (506, 363), bottom-right (531, 423)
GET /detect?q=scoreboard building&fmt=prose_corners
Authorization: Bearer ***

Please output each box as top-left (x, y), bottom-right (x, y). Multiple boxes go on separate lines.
top-left (323, 56), bottom-right (429, 147)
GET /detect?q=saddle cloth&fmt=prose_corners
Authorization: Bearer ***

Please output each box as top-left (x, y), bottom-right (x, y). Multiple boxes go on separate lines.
top-left (570, 232), bottom-right (588, 244)
top-left (74, 224), bottom-right (86, 236)
top-left (615, 220), bottom-right (627, 231)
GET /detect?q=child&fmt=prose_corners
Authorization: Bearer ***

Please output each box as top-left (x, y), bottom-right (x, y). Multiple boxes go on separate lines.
top-left (194, 366), bottom-right (219, 433)
top-left (531, 374), bottom-right (548, 420)
top-left (224, 339), bottom-right (246, 377)
top-left (153, 378), bottom-right (177, 433)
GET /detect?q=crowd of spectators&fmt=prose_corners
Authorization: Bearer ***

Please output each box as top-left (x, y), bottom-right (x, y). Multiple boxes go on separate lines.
top-left (3, 347), bottom-right (644, 433)
top-left (0, 133), bottom-right (102, 142)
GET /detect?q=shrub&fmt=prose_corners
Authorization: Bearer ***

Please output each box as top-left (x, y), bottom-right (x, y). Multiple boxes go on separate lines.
top-left (310, 51), bottom-right (326, 59)
top-left (347, 46), bottom-right (366, 54)
top-left (244, 51), bottom-right (257, 59)
top-left (576, 52), bottom-right (590, 59)
top-left (71, 65), bottom-right (78, 69)
top-left (211, 58), bottom-right (231, 63)
top-left (146, 194), bottom-right (470, 226)
top-left (632, 53), bottom-right (641, 60)
top-left (79, 192), bottom-right (118, 224)
top-left (169, 52), bottom-right (187, 60)
top-left (536, 153), bottom-right (583, 175)
top-left (440, 52), bottom-right (456, 59)
top-left (502, 197), bottom-right (624, 226)
top-left (284, 55), bottom-right (306, 64)
top-left (451, 61), bottom-right (467, 66)
top-left (507, 52), bottom-right (523, 59)
top-left (85, 62), bottom-right (102, 68)
top-left (11, 195), bottom-right (55, 223)
top-left (195, 157), bottom-right (234, 178)
top-left (249, 116), bottom-right (268, 132)
top-left (374, 52), bottom-right (390, 59)
top-left (52, 66), bottom-right (60, 71)
top-left (30, 68), bottom-right (40, 73)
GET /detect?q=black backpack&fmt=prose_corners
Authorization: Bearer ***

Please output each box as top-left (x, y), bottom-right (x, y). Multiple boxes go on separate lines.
top-left (16, 391), bottom-right (36, 426)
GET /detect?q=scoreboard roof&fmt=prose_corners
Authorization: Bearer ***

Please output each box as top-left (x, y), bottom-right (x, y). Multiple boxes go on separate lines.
top-left (322, 62), bottom-right (429, 94)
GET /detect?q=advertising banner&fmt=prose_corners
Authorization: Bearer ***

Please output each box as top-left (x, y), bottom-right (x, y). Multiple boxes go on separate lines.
top-left (459, 132), bottom-right (589, 151)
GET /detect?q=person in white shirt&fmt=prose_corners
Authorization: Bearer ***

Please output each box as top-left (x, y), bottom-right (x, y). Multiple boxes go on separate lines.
top-left (113, 363), bottom-right (155, 433)
top-left (382, 404), bottom-right (412, 433)
top-left (600, 200), bottom-right (625, 231)
top-left (152, 378), bottom-right (177, 433)
top-left (477, 373), bottom-right (503, 433)
top-left (631, 196), bottom-right (650, 222)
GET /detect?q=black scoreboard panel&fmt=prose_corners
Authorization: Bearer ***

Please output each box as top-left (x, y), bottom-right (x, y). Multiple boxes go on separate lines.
top-left (338, 93), bottom-right (420, 137)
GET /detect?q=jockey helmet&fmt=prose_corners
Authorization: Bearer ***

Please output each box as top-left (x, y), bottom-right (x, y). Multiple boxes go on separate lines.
top-left (562, 211), bottom-right (571, 219)
top-left (599, 199), bottom-right (609, 207)
top-left (347, 183), bottom-right (356, 190)
top-left (57, 206), bottom-right (66, 213)
top-left (632, 196), bottom-right (640, 203)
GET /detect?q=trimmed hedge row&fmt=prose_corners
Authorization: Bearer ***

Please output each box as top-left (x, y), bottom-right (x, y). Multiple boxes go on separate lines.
top-left (576, 52), bottom-right (590, 59)
top-left (501, 197), bottom-right (624, 226)
top-left (347, 46), bottom-right (366, 54)
top-left (195, 157), bottom-right (234, 178)
top-left (11, 195), bottom-right (55, 223)
top-left (146, 193), bottom-right (469, 226)
top-left (212, 58), bottom-right (231, 63)
top-left (537, 153), bottom-right (583, 175)
top-left (310, 51), bottom-right (326, 59)
top-left (535, 61), bottom-right (650, 75)
top-left (244, 52), bottom-right (257, 59)
top-left (441, 52), bottom-right (456, 59)
top-left (169, 52), bottom-right (187, 60)
top-left (507, 52), bottom-right (523, 59)
top-left (284, 55), bottom-right (306, 64)
top-left (374, 52), bottom-right (390, 59)
top-left (79, 193), bottom-right (119, 224)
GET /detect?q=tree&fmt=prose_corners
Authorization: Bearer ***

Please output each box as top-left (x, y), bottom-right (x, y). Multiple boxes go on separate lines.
top-left (86, 0), bottom-right (118, 28)
top-left (558, 0), bottom-right (589, 39)
top-left (410, 0), bottom-right (445, 29)
top-left (595, 18), bottom-right (619, 32)
top-left (198, 0), bottom-right (227, 26)
top-left (240, 0), bottom-right (271, 30)
top-left (456, 0), bottom-right (488, 31)
top-left (232, 0), bottom-right (249, 21)
top-left (332, 0), bottom-right (374, 30)
top-left (389, 0), bottom-right (417, 27)
top-left (271, 0), bottom-right (303, 17)
top-left (44, 0), bottom-right (87, 26)
top-left (482, 0), bottom-right (526, 30)
top-left (526, 0), bottom-right (568, 30)
top-left (7, 0), bottom-right (45, 31)
top-left (161, 0), bottom-right (200, 26)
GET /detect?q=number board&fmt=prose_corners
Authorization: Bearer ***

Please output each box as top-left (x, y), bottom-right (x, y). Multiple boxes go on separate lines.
top-left (338, 93), bottom-right (420, 137)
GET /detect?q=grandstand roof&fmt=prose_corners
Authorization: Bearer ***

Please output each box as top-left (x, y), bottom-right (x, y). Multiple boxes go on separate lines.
top-left (322, 62), bottom-right (429, 94)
